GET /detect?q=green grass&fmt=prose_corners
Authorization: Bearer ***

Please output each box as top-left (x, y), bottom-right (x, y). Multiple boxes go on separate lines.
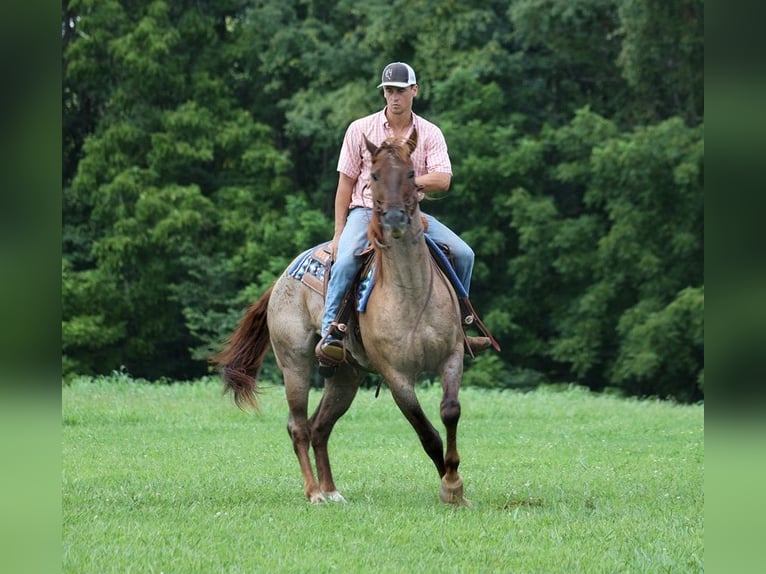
top-left (63, 377), bottom-right (703, 573)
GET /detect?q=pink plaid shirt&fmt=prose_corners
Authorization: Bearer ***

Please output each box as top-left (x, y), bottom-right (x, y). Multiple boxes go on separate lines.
top-left (337, 108), bottom-right (452, 209)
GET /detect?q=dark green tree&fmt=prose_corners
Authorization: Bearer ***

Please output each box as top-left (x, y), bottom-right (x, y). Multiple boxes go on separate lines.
top-left (63, 0), bottom-right (330, 378)
top-left (62, 0), bottom-right (703, 400)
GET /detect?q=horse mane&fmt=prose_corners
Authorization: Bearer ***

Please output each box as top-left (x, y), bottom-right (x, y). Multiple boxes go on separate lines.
top-left (377, 136), bottom-right (414, 163)
top-left (367, 211), bottom-right (385, 252)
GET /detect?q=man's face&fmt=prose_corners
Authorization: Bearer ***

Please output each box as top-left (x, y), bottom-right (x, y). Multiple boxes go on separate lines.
top-left (383, 85), bottom-right (418, 114)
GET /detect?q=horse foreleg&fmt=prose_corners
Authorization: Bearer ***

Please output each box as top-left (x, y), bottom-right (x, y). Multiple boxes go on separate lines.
top-left (308, 367), bottom-right (363, 502)
top-left (388, 377), bottom-right (447, 478)
top-left (438, 350), bottom-right (472, 507)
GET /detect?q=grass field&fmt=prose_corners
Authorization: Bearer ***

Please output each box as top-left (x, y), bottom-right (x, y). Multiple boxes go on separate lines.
top-left (62, 376), bottom-right (703, 573)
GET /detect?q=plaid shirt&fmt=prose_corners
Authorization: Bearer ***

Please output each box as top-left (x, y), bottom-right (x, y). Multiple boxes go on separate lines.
top-left (337, 108), bottom-right (452, 209)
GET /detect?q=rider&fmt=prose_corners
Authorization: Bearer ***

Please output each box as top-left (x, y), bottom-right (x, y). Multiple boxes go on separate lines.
top-left (316, 62), bottom-right (474, 363)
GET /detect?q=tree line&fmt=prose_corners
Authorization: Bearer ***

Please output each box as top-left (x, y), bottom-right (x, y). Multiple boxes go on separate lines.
top-left (62, 0), bottom-right (703, 401)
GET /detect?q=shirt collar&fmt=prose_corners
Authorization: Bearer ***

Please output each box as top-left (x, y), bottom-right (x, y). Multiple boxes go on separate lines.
top-left (381, 107), bottom-right (417, 132)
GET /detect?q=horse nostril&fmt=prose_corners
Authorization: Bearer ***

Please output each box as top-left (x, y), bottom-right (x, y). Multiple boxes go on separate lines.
top-left (390, 210), bottom-right (407, 224)
top-left (382, 208), bottom-right (408, 232)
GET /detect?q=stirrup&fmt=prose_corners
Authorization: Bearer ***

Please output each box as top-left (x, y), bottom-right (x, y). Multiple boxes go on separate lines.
top-left (315, 323), bottom-right (347, 364)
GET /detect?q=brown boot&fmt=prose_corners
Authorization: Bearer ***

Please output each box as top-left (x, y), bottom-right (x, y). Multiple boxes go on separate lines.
top-left (465, 335), bottom-right (493, 356)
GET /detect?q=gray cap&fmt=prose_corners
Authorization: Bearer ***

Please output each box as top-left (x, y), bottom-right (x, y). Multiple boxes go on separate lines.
top-left (377, 62), bottom-right (417, 88)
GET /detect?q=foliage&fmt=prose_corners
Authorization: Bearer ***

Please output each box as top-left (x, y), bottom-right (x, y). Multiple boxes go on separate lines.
top-left (62, 0), bottom-right (703, 401)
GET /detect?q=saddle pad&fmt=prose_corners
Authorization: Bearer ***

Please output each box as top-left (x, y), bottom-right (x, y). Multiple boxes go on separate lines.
top-left (287, 242), bottom-right (332, 296)
top-left (356, 261), bottom-right (376, 312)
top-left (287, 242), bottom-right (376, 312)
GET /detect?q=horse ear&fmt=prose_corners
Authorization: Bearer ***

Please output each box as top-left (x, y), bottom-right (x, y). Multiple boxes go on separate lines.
top-left (364, 135), bottom-right (378, 156)
top-left (406, 128), bottom-right (418, 155)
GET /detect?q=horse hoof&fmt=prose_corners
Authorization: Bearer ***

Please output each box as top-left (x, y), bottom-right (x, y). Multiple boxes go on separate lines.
top-left (439, 479), bottom-right (473, 508)
top-left (308, 491), bottom-right (326, 504)
top-left (322, 490), bottom-right (347, 503)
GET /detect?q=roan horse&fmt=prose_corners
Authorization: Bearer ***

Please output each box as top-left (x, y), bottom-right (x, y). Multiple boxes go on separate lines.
top-left (211, 129), bottom-right (486, 506)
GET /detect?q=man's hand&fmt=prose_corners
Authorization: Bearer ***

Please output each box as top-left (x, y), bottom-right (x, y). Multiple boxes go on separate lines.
top-left (328, 231), bottom-right (342, 262)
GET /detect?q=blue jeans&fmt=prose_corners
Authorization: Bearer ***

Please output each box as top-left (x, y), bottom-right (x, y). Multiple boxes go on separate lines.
top-left (321, 208), bottom-right (474, 335)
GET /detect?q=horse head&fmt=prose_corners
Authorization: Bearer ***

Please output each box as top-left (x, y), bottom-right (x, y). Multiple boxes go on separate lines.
top-left (365, 129), bottom-right (419, 243)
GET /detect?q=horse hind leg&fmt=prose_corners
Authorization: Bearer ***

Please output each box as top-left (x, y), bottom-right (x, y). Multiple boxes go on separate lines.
top-left (308, 366), bottom-right (364, 502)
top-left (283, 369), bottom-right (326, 504)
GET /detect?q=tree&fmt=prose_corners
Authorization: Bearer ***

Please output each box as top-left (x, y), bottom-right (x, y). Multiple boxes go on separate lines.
top-left (505, 110), bottom-right (703, 399)
top-left (62, 0), bottom-right (327, 379)
top-left (617, 0), bottom-right (704, 124)
top-left (62, 0), bottom-right (703, 400)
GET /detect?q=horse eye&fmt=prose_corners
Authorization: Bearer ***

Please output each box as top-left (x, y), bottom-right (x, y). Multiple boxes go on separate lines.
top-left (371, 173), bottom-right (379, 181)
top-left (408, 171), bottom-right (415, 179)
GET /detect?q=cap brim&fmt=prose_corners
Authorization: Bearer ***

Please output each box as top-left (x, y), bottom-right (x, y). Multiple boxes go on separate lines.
top-left (377, 81), bottom-right (412, 89)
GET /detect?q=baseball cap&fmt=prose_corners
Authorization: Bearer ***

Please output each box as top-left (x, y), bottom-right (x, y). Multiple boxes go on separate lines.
top-left (377, 62), bottom-right (417, 88)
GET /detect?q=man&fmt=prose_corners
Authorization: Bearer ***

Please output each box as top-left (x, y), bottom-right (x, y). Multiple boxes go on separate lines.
top-left (317, 62), bottom-right (474, 363)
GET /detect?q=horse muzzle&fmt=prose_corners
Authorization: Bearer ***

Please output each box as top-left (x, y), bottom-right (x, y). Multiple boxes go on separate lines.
top-left (381, 208), bottom-right (409, 239)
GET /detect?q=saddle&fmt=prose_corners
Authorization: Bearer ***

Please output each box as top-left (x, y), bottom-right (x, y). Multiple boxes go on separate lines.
top-left (288, 241), bottom-right (376, 311)
top-left (288, 240), bottom-right (500, 364)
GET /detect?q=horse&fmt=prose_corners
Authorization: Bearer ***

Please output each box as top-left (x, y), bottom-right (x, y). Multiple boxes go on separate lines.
top-left (211, 128), bottom-right (483, 506)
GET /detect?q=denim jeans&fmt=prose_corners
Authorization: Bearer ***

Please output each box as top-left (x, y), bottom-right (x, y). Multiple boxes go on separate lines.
top-left (320, 208), bottom-right (474, 335)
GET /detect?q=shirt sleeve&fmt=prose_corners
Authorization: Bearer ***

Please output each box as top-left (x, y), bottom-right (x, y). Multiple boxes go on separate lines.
top-left (337, 121), bottom-right (364, 179)
top-left (421, 124), bottom-right (452, 176)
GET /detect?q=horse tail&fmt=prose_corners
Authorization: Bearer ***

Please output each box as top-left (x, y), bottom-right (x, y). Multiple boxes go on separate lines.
top-left (209, 286), bottom-right (273, 411)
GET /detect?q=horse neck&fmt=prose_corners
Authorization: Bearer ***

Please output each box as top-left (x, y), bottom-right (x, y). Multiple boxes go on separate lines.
top-left (376, 211), bottom-right (432, 299)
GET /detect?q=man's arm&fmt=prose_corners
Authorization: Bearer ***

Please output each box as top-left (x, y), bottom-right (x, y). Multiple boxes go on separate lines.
top-left (414, 171), bottom-right (451, 194)
top-left (329, 172), bottom-right (356, 259)
top-left (415, 124), bottom-right (452, 194)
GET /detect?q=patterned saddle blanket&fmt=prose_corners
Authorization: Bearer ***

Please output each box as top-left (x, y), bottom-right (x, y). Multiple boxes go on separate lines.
top-left (287, 241), bottom-right (378, 312)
